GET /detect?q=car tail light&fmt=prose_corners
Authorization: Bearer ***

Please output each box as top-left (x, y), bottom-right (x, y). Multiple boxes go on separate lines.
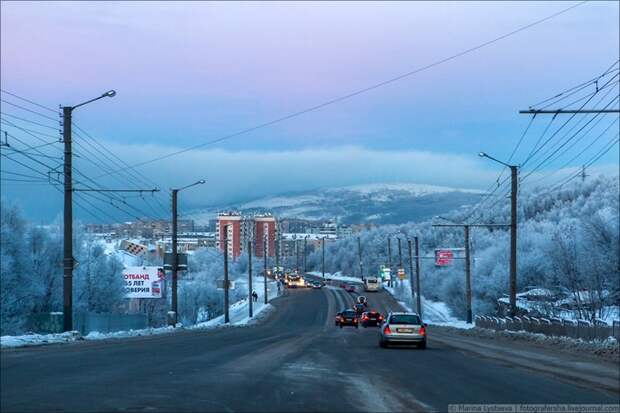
top-left (383, 325), bottom-right (391, 335)
top-left (419, 326), bottom-right (426, 336)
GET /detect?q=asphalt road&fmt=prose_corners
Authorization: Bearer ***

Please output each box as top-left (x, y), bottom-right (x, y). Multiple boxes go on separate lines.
top-left (1, 284), bottom-right (618, 412)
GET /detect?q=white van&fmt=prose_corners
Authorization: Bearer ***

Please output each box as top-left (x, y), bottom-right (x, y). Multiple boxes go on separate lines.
top-left (364, 276), bottom-right (381, 292)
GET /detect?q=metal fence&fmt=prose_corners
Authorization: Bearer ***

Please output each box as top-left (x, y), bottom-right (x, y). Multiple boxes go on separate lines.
top-left (475, 315), bottom-right (620, 341)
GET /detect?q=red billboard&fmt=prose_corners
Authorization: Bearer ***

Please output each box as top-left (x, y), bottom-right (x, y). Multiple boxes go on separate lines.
top-left (435, 249), bottom-right (454, 266)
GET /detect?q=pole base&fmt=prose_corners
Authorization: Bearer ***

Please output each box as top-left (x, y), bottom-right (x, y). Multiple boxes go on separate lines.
top-left (167, 311), bottom-right (177, 327)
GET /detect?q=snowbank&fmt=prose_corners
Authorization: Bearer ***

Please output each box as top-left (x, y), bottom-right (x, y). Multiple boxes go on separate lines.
top-left (306, 271), bottom-right (363, 284)
top-left (383, 280), bottom-right (474, 329)
top-left (435, 325), bottom-right (620, 360)
top-left (1, 279), bottom-right (280, 349)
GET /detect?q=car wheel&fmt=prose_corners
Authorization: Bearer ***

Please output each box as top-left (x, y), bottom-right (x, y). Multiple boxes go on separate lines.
top-left (379, 338), bottom-right (387, 348)
top-left (340, 324), bottom-right (343, 329)
top-left (363, 325), bottom-right (367, 328)
top-left (419, 341), bottom-right (427, 349)
top-left (355, 324), bottom-right (358, 329)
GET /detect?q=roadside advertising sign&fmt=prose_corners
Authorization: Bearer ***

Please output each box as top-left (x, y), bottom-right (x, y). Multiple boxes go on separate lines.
top-left (123, 266), bottom-right (165, 298)
top-left (435, 249), bottom-right (454, 266)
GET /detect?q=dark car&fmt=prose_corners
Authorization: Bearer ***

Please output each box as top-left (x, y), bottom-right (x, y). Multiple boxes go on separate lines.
top-left (345, 285), bottom-right (356, 293)
top-left (335, 311), bottom-right (342, 326)
top-left (361, 311), bottom-right (383, 327)
top-left (338, 310), bottom-right (359, 328)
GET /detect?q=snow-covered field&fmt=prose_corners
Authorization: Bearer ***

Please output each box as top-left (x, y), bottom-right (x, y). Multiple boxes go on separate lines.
top-left (1, 279), bottom-right (279, 349)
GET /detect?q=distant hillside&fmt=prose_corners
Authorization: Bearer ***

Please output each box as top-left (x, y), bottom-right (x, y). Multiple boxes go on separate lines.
top-left (190, 183), bottom-right (484, 225)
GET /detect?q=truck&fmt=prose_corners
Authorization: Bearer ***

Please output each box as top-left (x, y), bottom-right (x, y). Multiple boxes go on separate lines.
top-left (364, 276), bottom-right (381, 292)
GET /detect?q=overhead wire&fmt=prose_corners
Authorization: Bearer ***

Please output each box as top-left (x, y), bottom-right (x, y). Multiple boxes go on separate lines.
top-left (92, 0), bottom-right (589, 178)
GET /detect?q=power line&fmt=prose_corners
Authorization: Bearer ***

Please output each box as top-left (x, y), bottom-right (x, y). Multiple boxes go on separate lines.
top-left (0, 112), bottom-right (58, 130)
top-left (93, 1), bottom-right (588, 178)
top-left (0, 89), bottom-right (58, 113)
top-left (0, 99), bottom-right (59, 122)
top-left (525, 117), bottom-right (619, 185)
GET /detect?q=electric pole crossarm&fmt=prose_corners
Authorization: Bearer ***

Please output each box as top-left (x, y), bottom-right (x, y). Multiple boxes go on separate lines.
top-left (432, 224), bottom-right (510, 228)
top-left (73, 188), bottom-right (160, 193)
top-left (519, 109), bottom-right (620, 114)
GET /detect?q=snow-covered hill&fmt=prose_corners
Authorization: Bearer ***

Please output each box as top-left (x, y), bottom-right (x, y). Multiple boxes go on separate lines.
top-left (191, 183), bottom-right (484, 225)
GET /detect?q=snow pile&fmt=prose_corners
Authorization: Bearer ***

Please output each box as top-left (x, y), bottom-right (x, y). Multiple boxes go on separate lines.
top-left (306, 271), bottom-right (363, 284)
top-left (1, 279), bottom-right (280, 349)
top-left (1, 331), bottom-right (82, 348)
top-left (384, 280), bottom-right (474, 329)
top-left (435, 325), bottom-right (620, 360)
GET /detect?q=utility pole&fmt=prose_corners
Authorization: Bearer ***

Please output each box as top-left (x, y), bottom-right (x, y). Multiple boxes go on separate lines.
top-left (321, 237), bottom-right (325, 279)
top-left (248, 240), bottom-right (253, 318)
top-left (464, 225), bottom-right (472, 324)
top-left (433, 219), bottom-right (510, 322)
top-left (275, 230), bottom-right (280, 273)
top-left (62, 106), bottom-right (73, 332)
top-left (387, 237), bottom-right (392, 288)
top-left (480, 151), bottom-right (519, 317)
top-left (61, 90), bottom-right (116, 332)
top-left (169, 180), bottom-right (205, 326)
top-left (407, 239), bottom-right (415, 309)
top-left (171, 189), bottom-right (178, 325)
top-left (357, 236), bottom-right (363, 279)
top-left (295, 239), bottom-right (299, 274)
top-left (303, 236), bottom-right (308, 274)
top-left (397, 237), bottom-right (403, 285)
top-left (223, 226), bottom-right (229, 323)
top-left (263, 236), bottom-right (268, 304)
top-left (509, 165), bottom-right (518, 317)
top-left (414, 236), bottom-right (421, 316)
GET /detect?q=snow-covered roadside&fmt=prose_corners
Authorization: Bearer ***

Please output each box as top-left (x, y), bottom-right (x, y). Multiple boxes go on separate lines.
top-left (1, 278), bottom-right (279, 349)
top-left (306, 271), bottom-right (363, 284)
top-left (383, 280), bottom-right (475, 329)
top-left (434, 324), bottom-right (619, 360)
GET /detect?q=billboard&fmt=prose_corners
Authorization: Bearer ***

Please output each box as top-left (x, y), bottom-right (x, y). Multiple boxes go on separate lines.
top-left (434, 248), bottom-right (465, 266)
top-left (123, 266), bottom-right (165, 298)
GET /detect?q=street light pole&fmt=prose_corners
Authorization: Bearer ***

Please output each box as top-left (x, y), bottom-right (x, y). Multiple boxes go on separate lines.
top-left (480, 152), bottom-right (518, 316)
top-left (62, 90), bottom-right (116, 332)
top-left (414, 236), bottom-right (422, 316)
top-left (170, 179), bottom-right (205, 326)
top-left (171, 189), bottom-right (178, 325)
top-left (387, 237), bottom-right (392, 287)
top-left (248, 240), bottom-right (253, 318)
top-left (321, 237), bottom-right (326, 279)
top-left (357, 236), bottom-right (363, 279)
top-left (263, 236), bottom-right (268, 304)
top-left (303, 236), bottom-right (308, 274)
top-left (224, 227), bottom-right (229, 323)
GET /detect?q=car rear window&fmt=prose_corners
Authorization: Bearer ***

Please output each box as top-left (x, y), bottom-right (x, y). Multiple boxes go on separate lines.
top-left (343, 311), bottom-right (356, 317)
top-left (389, 314), bottom-right (421, 325)
top-left (367, 279), bottom-right (377, 283)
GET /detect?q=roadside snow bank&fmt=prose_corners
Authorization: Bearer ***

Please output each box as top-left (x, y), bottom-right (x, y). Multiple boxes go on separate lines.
top-left (434, 325), bottom-right (619, 360)
top-left (0, 331), bottom-right (82, 348)
top-left (384, 281), bottom-right (474, 329)
top-left (307, 271), bottom-right (363, 284)
top-left (2, 279), bottom-right (280, 349)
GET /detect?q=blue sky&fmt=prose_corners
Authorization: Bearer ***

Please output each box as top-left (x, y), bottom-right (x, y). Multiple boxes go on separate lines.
top-left (1, 1), bottom-right (619, 221)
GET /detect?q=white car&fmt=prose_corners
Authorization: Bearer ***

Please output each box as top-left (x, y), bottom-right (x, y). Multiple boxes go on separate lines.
top-left (379, 312), bottom-right (427, 349)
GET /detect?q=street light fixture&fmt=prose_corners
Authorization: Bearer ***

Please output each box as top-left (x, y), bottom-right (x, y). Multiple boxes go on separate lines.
top-left (169, 179), bottom-right (206, 326)
top-left (62, 90), bottom-right (116, 332)
top-left (479, 150), bottom-right (518, 317)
